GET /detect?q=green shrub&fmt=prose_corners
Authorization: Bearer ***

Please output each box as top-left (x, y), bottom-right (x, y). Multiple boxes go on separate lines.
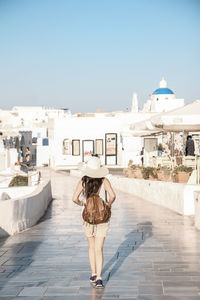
top-left (128, 160), bottom-right (141, 170)
top-left (9, 175), bottom-right (28, 187)
top-left (173, 165), bottom-right (193, 174)
top-left (142, 167), bottom-right (157, 179)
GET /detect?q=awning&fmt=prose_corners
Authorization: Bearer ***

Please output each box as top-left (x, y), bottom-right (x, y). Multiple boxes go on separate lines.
top-left (156, 124), bottom-right (200, 132)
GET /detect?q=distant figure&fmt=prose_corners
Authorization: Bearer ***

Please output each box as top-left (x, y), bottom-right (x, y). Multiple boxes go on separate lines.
top-left (18, 147), bottom-right (23, 164)
top-left (185, 135), bottom-right (195, 156)
top-left (140, 147), bottom-right (144, 165)
top-left (25, 147), bottom-right (31, 165)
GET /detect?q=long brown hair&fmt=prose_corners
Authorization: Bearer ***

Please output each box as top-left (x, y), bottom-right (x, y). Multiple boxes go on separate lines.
top-left (82, 176), bottom-right (104, 198)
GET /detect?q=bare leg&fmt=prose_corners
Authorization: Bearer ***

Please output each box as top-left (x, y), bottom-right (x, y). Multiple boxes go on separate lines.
top-left (87, 237), bottom-right (96, 275)
top-left (94, 237), bottom-right (105, 278)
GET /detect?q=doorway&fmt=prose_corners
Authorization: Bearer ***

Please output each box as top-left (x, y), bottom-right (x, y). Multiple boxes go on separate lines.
top-left (82, 140), bottom-right (94, 162)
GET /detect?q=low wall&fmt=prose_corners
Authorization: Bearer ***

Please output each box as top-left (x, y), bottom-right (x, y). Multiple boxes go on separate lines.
top-left (0, 186), bottom-right (37, 199)
top-left (108, 176), bottom-right (200, 216)
top-left (0, 180), bottom-right (52, 237)
top-left (70, 169), bottom-right (200, 216)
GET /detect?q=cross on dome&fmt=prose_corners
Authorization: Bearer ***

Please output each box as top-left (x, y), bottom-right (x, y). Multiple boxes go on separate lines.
top-left (160, 77), bottom-right (167, 88)
top-left (152, 77), bottom-right (174, 95)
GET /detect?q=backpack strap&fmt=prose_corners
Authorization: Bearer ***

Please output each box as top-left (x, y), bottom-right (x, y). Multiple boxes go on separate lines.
top-left (105, 191), bottom-right (108, 203)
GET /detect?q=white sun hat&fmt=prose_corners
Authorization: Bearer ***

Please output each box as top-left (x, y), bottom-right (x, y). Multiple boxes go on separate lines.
top-left (78, 156), bottom-right (109, 178)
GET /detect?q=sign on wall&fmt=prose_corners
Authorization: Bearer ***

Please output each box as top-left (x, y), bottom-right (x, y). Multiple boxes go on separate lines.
top-left (105, 133), bottom-right (117, 155)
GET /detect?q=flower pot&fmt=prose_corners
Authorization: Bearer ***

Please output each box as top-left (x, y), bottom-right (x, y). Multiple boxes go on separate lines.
top-left (157, 170), bottom-right (172, 182)
top-left (123, 168), bottom-right (135, 178)
top-left (149, 175), bottom-right (157, 181)
top-left (173, 171), bottom-right (191, 183)
top-left (133, 168), bottom-right (143, 179)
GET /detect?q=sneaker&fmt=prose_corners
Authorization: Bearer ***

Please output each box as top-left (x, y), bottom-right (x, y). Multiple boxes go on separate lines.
top-left (95, 279), bottom-right (104, 288)
top-left (90, 275), bottom-right (97, 285)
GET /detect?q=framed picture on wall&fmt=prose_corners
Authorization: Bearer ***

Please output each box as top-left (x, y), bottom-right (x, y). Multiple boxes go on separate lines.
top-left (95, 139), bottom-right (103, 155)
top-left (63, 139), bottom-right (70, 155)
top-left (105, 133), bottom-right (117, 155)
top-left (72, 140), bottom-right (80, 156)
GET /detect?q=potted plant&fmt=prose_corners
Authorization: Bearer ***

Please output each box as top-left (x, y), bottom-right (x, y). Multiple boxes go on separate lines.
top-left (9, 175), bottom-right (28, 187)
top-left (157, 166), bottom-right (172, 182)
top-left (141, 167), bottom-right (158, 180)
top-left (123, 161), bottom-right (143, 179)
top-left (132, 165), bottom-right (143, 179)
top-left (123, 160), bottom-right (135, 178)
top-left (173, 165), bottom-right (193, 183)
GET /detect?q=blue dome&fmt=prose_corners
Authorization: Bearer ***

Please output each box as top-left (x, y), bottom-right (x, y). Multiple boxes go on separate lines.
top-left (152, 88), bottom-right (174, 95)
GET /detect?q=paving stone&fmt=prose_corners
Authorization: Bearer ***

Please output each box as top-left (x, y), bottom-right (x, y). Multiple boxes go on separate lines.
top-left (47, 278), bottom-right (71, 287)
top-left (0, 286), bottom-right (23, 296)
top-left (163, 281), bottom-right (200, 288)
top-left (0, 296), bottom-right (43, 300)
top-left (45, 287), bottom-right (79, 296)
top-left (1, 169), bottom-right (200, 299)
top-left (164, 286), bottom-right (199, 296)
top-left (44, 297), bottom-right (92, 300)
top-left (139, 284), bottom-right (163, 295)
top-left (18, 286), bottom-right (47, 296)
top-left (138, 296), bottom-right (200, 300)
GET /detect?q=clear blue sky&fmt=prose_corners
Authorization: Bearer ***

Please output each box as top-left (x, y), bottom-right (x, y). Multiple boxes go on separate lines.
top-left (0, 0), bottom-right (199, 113)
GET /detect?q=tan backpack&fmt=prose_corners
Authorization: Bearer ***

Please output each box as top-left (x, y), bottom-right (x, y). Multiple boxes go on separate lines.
top-left (82, 193), bottom-right (111, 225)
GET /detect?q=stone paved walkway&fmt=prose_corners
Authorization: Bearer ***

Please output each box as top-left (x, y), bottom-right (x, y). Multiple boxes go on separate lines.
top-left (0, 169), bottom-right (200, 299)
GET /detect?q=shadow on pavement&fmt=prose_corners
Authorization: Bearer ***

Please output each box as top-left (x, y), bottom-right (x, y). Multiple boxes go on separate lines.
top-left (103, 221), bottom-right (153, 285)
top-left (0, 240), bottom-right (42, 289)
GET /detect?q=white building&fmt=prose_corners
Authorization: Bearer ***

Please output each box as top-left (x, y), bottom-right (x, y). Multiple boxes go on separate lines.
top-left (48, 111), bottom-right (156, 169)
top-left (142, 78), bottom-right (184, 113)
top-left (0, 78), bottom-right (188, 170)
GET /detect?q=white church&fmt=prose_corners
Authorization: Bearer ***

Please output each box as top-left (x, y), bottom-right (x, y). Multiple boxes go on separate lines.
top-left (142, 77), bottom-right (184, 113)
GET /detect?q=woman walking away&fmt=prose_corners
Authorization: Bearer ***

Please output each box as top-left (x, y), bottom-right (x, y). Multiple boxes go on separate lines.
top-left (72, 156), bottom-right (116, 288)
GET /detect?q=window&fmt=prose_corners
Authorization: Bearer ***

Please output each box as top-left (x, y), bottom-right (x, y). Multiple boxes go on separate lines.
top-left (95, 139), bottom-right (103, 155)
top-left (63, 139), bottom-right (70, 155)
top-left (72, 140), bottom-right (80, 156)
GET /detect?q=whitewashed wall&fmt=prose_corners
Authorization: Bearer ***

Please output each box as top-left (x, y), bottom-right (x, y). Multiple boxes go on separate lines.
top-left (48, 112), bottom-right (153, 169)
top-left (108, 175), bottom-right (200, 215)
top-left (0, 180), bottom-right (52, 237)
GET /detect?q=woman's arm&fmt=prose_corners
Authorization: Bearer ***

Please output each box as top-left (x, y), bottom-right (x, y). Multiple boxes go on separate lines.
top-left (103, 178), bottom-right (116, 207)
top-left (72, 179), bottom-right (84, 206)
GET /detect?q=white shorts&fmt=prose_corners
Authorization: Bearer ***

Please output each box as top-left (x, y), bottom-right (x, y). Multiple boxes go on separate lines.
top-left (83, 221), bottom-right (110, 238)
